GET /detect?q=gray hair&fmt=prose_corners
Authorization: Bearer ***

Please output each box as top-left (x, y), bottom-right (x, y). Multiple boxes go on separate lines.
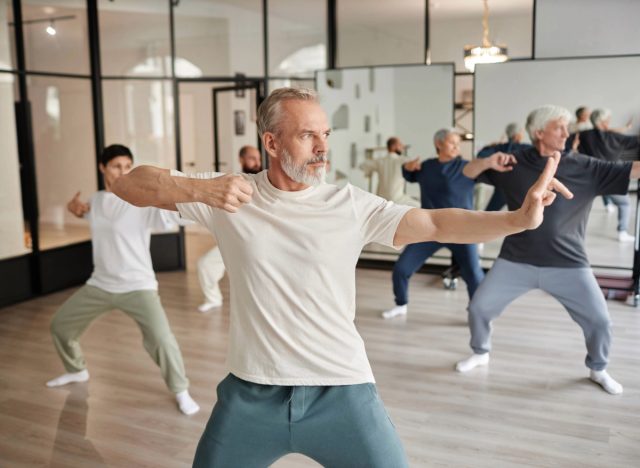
top-left (525, 105), bottom-right (571, 142)
top-left (257, 87), bottom-right (318, 137)
top-left (433, 128), bottom-right (457, 146)
top-left (590, 108), bottom-right (611, 127)
top-left (505, 122), bottom-right (521, 140)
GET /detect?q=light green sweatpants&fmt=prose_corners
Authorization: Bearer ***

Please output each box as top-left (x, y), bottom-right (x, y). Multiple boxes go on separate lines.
top-left (50, 284), bottom-right (189, 393)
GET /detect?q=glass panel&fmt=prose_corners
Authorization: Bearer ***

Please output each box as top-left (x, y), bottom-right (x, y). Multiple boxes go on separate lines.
top-left (337, 0), bottom-right (424, 67)
top-left (28, 76), bottom-right (97, 250)
top-left (0, 0), bottom-right (16, 71)
top-left (103, 79), bottom-right (175, 169)
top-left (21, 0), bottom-right (90, 75)
top-left (173, 0), bottom-right (263, 77)
top-left (99, 0), bottom-right (171, 77)
top-left (268, 0), bottom-right (326, 78)
top-left (179, 81), bottom-right (260, 174)
top-left (0, 71), bottom-right (30, 260)
top-left (268, 78), bottom-right (315, 91)
top-left (430, 0), bottom-right (534, 73)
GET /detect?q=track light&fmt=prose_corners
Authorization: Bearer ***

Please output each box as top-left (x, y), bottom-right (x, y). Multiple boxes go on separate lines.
top-left (46, 21), bottom-right (56, 36)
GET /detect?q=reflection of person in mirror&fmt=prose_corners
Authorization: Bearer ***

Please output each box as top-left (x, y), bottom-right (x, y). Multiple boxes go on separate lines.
top-left (568, 106), bottom-right (593, 133)
top-left (196, 145), bottom-right (262, 313)
top-left (457, 105), bottom-right (640, 396)
top-left (567, 108), bottom-right (640, 242)
top-left (476, 122), bottom-right (532, 212)
top-left (382, 129), bottom-right (516, 320)
top-left (112, 88), bottom-right (569, 467)
top-left (47, 144), bottom-right (200, 416)
top-left (359, 136), bottom-right (420, 206)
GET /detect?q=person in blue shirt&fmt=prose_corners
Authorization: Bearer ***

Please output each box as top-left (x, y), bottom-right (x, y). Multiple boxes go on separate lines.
top-left (477, 123), bottom-right (532, 212)
top-left (382, 128), bottom-right (516, 319)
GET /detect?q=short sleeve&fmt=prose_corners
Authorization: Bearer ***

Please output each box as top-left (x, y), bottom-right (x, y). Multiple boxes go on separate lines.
top-left (350, 186), bottom-right (413, 248)
top-left (585, 158), bottom-right (632, 196)
top-left (171, 169), bottom-right (223, 229)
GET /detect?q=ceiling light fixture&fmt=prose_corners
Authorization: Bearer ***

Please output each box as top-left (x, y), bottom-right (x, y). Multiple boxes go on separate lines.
top-left (463, 0), bottom-right (507, 72)
top-left (46, 21), bottom-right (56, 36)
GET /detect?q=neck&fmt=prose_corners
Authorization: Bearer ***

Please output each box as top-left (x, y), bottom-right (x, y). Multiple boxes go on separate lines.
top-left (267, 167), bottom-right (310, 191)
top-left (535, 143), bottom-right (557, 157)
top-left (437, 154), bottom-right (456, 163)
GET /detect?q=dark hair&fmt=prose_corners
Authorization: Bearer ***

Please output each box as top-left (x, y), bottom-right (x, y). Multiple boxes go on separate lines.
top-left (101, 144), bottom-right (133, 166)
top-left (386, 137), bottom-right (399, 151)
top-left (575, 106), bottom-right (587, 119)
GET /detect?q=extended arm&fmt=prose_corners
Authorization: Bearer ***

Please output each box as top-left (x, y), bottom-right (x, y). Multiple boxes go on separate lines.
top-left (394, 153), bottom-right (572, 246)
top-left (462, 152), bottom-right (517, 180)
top-left (112, 165), bottom-right (253, 213)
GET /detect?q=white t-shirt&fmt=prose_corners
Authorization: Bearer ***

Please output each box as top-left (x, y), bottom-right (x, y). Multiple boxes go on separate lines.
top-left (360, 152), bottom-right (411, 203)
top-left (173, 170), bottom-right (412, 385)
top-left (85, 191), bottom-right (178, 293)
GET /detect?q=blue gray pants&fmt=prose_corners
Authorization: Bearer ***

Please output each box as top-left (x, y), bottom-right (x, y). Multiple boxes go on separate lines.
top-left (393, 242), bottom-right (484, 304)
top-left (193, 374), bottom-right (408, 468)
top-left (467, 258), bottom-right (612, 370)
top-left (609, 194), bottom-right (631, 232)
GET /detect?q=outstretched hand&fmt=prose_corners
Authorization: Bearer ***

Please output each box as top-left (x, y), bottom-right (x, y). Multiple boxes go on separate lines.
top-left (513, 152), bottom-right (573, 230)
top-left (403, 158), bottom-right (421, 172)
top-left (487, 152), bottom-right (517, 172)
top-left (67, 191), bottom-right (90, 218)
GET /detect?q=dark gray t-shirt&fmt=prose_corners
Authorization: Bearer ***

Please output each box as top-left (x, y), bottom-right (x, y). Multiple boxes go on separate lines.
top-left (478, 147), bottom-right (632, 267)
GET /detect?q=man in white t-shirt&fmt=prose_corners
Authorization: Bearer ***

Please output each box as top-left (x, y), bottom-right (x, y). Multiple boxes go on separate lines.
top-left (112, 88), bottom-right (571, 467)
top-left (360, 136), bottom-right (420, 206)
top-left (46, 144), bottom-right (199, 416)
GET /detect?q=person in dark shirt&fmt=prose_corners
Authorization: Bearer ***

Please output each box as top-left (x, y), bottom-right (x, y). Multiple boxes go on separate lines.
top-left (455, 105), bottom-right (640, 395)
top-left (477, 123), bottom-right (532, 211)
top-left (381, 128), bottom-right (515, 320)
top-left (567, 108), bottom-right (640, 241)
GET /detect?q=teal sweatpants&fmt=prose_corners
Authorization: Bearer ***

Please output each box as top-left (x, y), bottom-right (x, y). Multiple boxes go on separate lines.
top-left (193, 373), bottom-right (408, 468)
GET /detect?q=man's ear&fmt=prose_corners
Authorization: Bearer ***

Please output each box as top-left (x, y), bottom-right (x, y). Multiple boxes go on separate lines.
top-left (263, 133), bottom-right (279, 158)
top-left (98, 163), bottom-right (106, 175)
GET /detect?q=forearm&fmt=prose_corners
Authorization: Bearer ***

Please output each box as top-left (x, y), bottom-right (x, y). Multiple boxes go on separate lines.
top-left (112, 166), bottom-right (197, 208)
top-left (462, 158), bottom-right (491, 179)
top-left (630, 161), bottom-right (640, 180)
top-left (393, 207), bottom-right (524, 246)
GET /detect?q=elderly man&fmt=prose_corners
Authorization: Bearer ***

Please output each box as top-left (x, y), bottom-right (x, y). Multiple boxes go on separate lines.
top-left (382, 128), bottom-right (516, 320)
top-left (568, 108), bottom-right (640, 241)
top-left (196, 145), bottom-right (263, 312)
top-left (477, 123), bottom-right (532, 212)
top-left (456, 105), bottom-right (640, 396)
top-left (360, 136), bottom-right (419, 206)
top-left (113, 88), bottom-right (569, 467)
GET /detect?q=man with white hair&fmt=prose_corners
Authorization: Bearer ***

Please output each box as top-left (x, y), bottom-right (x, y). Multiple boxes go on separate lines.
top-left (568, 108), bottom-right (640, 241)
top-left (112, 88), bottom-right (569, 467)
top-left (456, 105), bottom-right (640, 395)
top-left (382, 128), bottom-right (516, 320)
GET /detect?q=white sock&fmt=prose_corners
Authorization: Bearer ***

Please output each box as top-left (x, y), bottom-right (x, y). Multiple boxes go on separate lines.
top-left (455, 353), bottom-right (490, 372)
top-left (176, 390), bottom-right (200, 415)
top-left (381, 304), bottom-right (407, 319)
top-left (590, 370), bottom-right (623, 395)
top-left (198, 300), bottom-right (222, 313)
top-left (46, 369), bottom-right (90, 387)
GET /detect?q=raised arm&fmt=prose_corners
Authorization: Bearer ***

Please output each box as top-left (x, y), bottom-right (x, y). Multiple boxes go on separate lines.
top-left (394, 153), bottom-right (572, 246)
top-left (111, 165), bottom-right (253, 213)
top-left (462, 152), bottom-right (517, 180)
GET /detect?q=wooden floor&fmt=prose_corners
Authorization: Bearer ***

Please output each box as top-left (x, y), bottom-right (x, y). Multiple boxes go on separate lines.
top-left (1, 232), bottom-right (640, 467)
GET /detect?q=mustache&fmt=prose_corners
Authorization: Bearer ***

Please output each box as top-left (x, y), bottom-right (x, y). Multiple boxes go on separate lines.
top-left (306, 154), bottom-right (328, 165)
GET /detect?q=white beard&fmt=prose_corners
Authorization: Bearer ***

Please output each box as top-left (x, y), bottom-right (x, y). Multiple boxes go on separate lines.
top-left (280, 149), bottom-right (326, 186)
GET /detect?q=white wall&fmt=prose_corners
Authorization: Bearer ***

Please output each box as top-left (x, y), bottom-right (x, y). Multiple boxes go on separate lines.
top-left (535, 0), bottom-right (640, 59)
top-left (474, 56), bottom-right (640, 150)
